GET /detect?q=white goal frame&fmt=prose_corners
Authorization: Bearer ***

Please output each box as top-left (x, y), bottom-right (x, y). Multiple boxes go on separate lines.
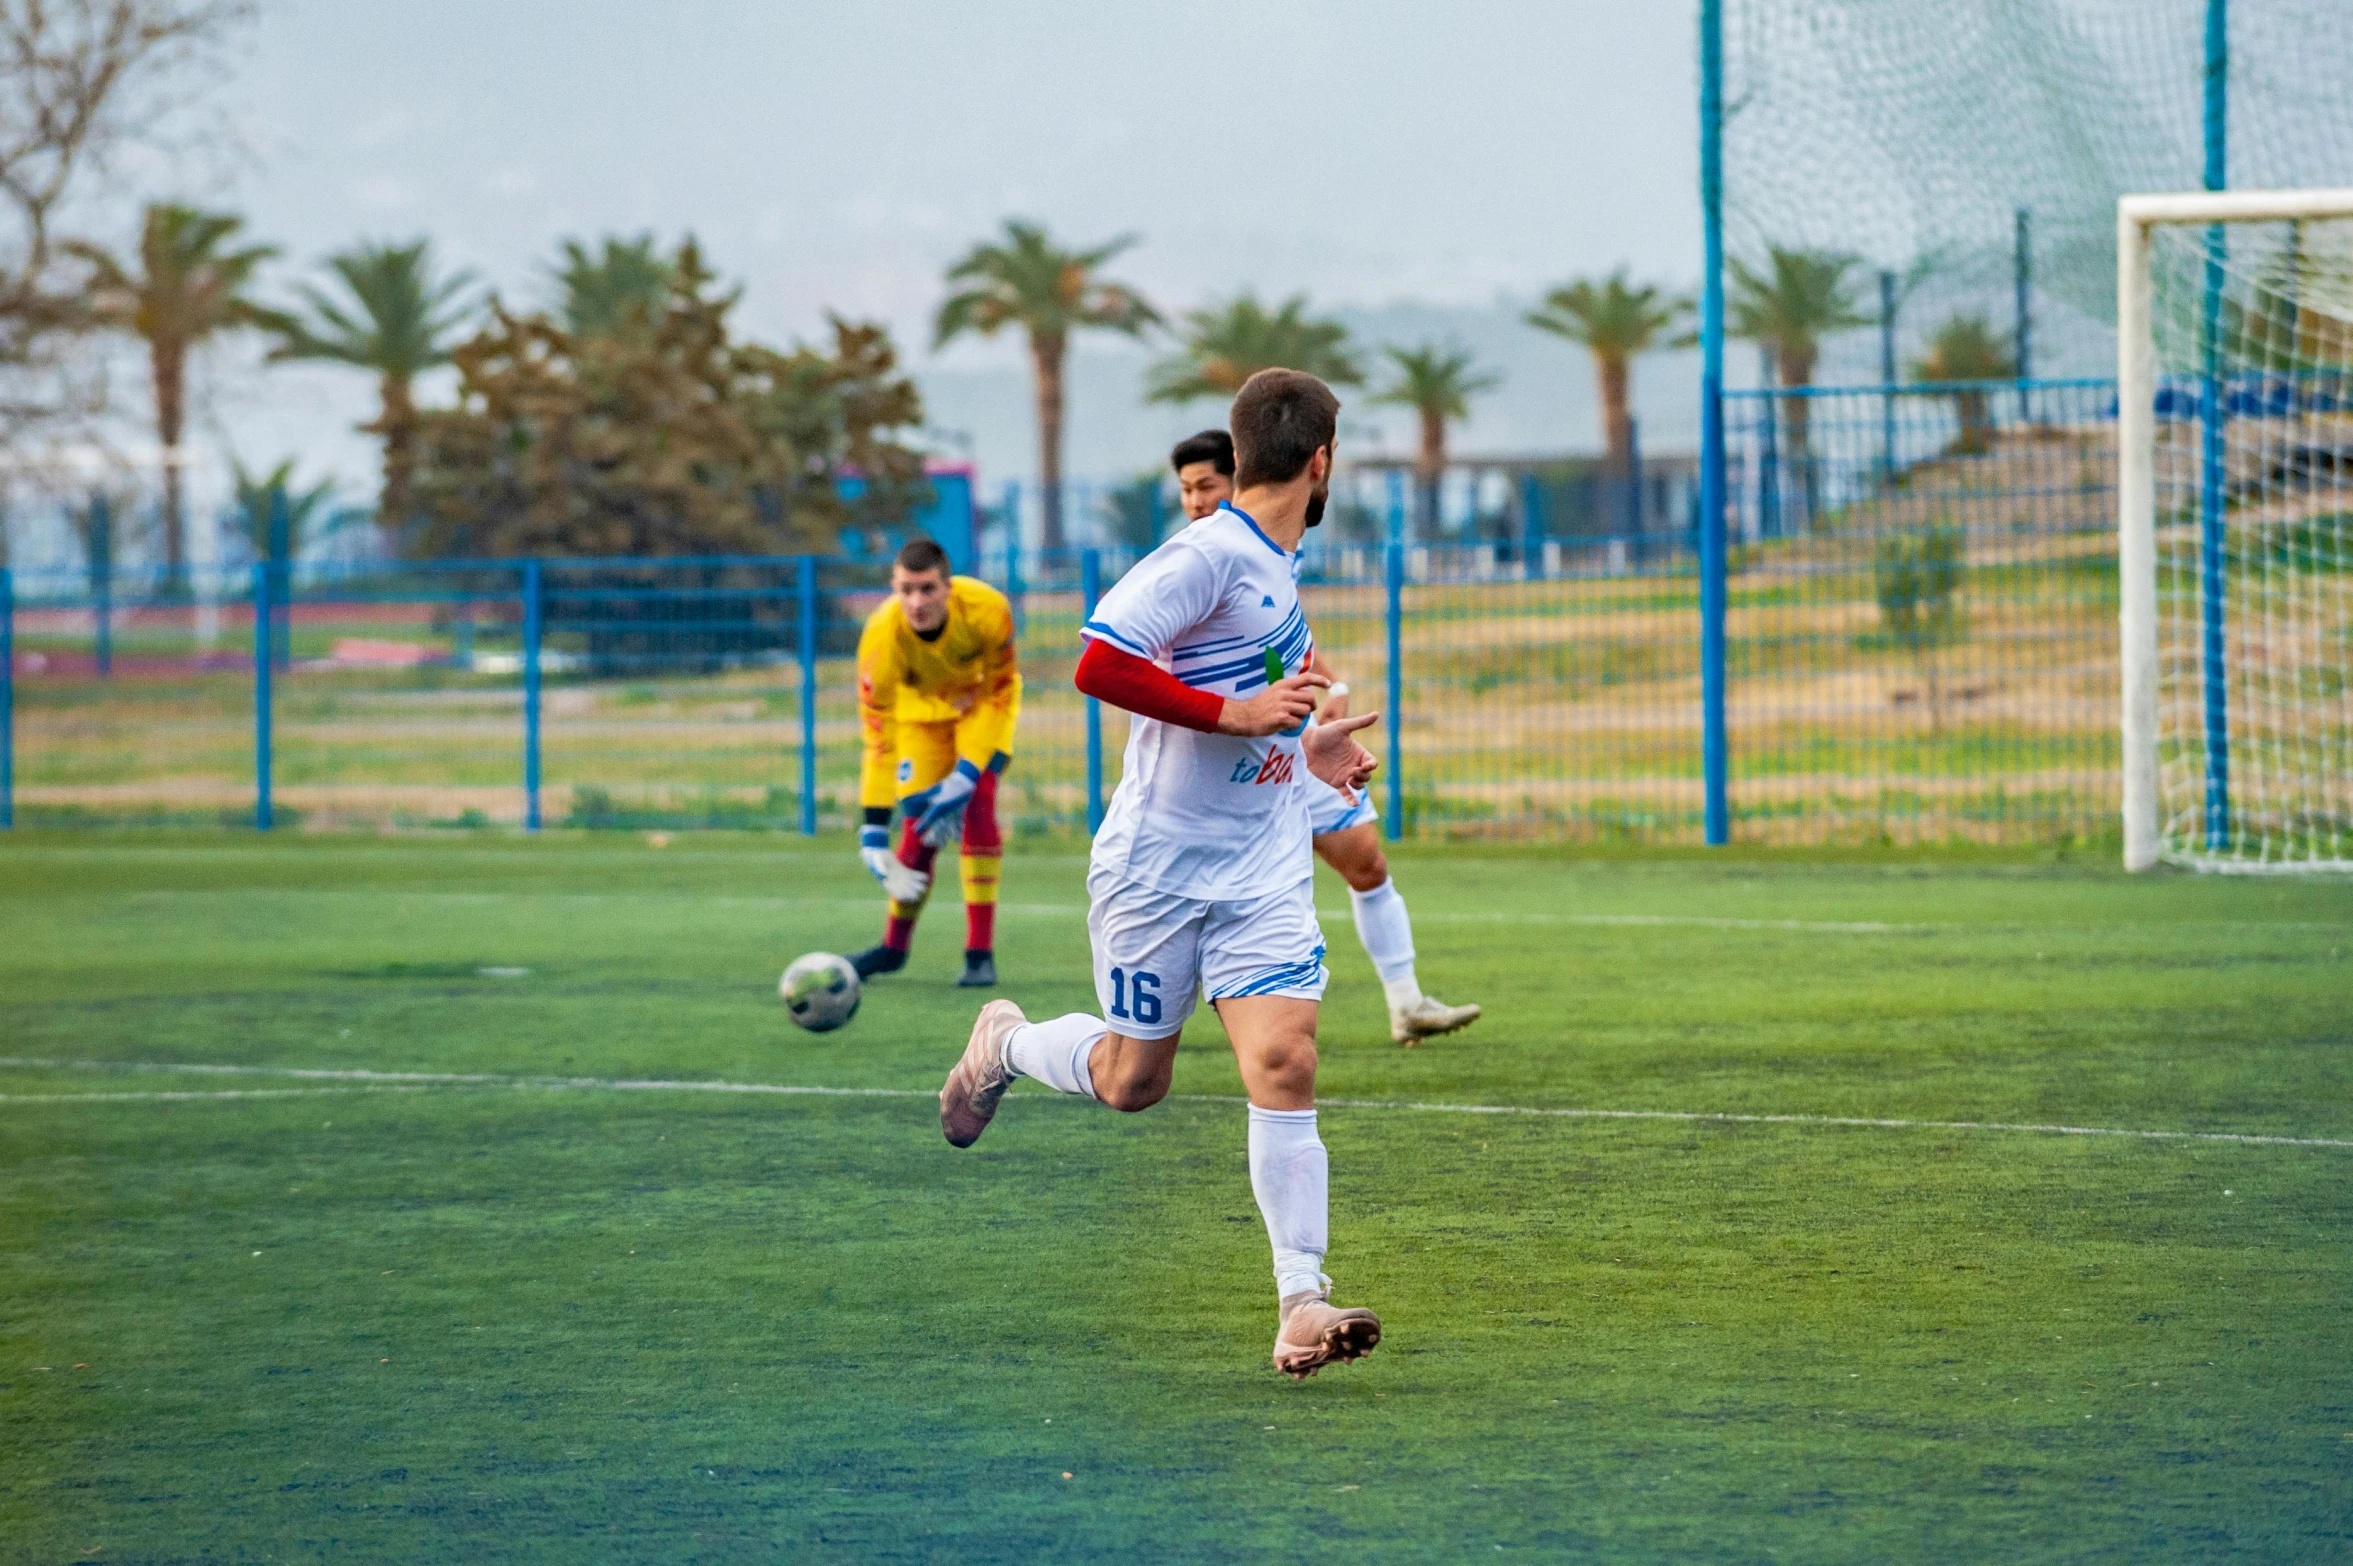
top-left (2117, 187), bottom-right (2353, 872)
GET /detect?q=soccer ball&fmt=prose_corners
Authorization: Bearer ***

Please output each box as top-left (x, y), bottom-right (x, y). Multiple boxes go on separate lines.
top-left (779, 952), bottom-right (861, 1032)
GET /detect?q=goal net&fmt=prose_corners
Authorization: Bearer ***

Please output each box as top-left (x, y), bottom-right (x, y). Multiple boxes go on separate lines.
top-left (2120, 190), bottom-right (2353, 872)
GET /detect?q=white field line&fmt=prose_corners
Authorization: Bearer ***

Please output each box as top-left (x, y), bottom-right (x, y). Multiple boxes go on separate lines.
top-left (2, 1056), bottom-right (2348, 1149)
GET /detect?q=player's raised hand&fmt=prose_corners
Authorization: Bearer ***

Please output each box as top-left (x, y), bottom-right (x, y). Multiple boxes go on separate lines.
top-left (1217, 671), bottom-right (1330, 737)
top-left (1302, 710), bottom-right (1380, 793)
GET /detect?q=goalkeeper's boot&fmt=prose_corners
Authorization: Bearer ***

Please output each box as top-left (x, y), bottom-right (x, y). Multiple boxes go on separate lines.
top-left (1272, 1287), bottom-right (1381, 1380)
top-left (849, 944), bottom-right (908, 980)
top-left (956, 950), bottom-right (997, 989)
top-left (939, 999), bottom-right (1024, 1148)
top-left (1390, 994), bottom-right (1481, 1047)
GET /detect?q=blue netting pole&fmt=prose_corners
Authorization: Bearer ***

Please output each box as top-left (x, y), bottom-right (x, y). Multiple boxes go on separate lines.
top-left (1383, 540), bottom-right (1403, 842)
top-left (2014, 207), bottom-right (2034, 420)
top-left (1385, 469), bottom-right (1406, 548)
top-left (1627, 416), bottom-right (1645, 545)
top-left (1698, 0), bottom-right (1730, 846)
top-left (1878, 270), bottom-right (1898, 484)
top-left (252, 562), bottom-right (273, 831)
top-left (2199, 0), bottom-right (2231, 850)
top-left (1519, 472), bottom-right (1542, 581)
top-left (0, 566), bottom-right (13, 830)
top-left (90, 493), bottom-right (112, 679)
top-left (1082, 547), bottom-right (1104, 833)
top-left (797, 555), bottom-right (818, 837)
top-left (1003, 481), bottom-right (1025, 639)
top-left (522, 559), bottom-right (542, 832)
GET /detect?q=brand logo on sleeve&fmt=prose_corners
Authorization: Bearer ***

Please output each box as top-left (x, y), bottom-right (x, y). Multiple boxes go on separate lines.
top-left (1228, 752), bottom-right (1296, 786)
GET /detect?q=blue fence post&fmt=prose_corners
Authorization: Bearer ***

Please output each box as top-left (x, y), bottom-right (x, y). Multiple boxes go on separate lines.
top-left (1627, 416), bottom-right (1646, 548)
top-left (1383, 540), bottom-right (1403, 841)
top-left (1003, 481), bottom-right (1025, 638)
top-left (252, 562), bottom-right (273, 831)
top-left (797, 555), bottom-right (818, 837)
top-left (0, 566), bottom-right (13, 830)
top-left (2014, 206), bottom-right (2034, 421)
top-left (1082, 548), bottom-right (1104, 833)
top-left (1519, 473), bottom-right (1542, 581)
top-left (1878, 268), bottom-right (1898, 483)
top-left (89, 493), bottom-right (112, 679)
top-left (267, 485), bottom-right (290, 672)
top-left (2198, 0), bottom-right (2231, 850)
top-left (1385, 469), bottom-right (1406, 549)
top-left (1698, 0), bottom-right (1731, 846)
top-left (522, 559), bottom-right (542, 832)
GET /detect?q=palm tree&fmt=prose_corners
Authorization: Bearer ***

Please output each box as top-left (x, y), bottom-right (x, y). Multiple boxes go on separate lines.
top-left (1524, 268), bottom-right (1690, 473)
top-left (934, 220), bottom-right (1158, 551)
top-left (551, 233), bottom-right (673, 337)
top-left (1909, 312), bottom-right (2014, 456)
top-left (1145, 292), bottom-right (1362, 403)
top-left (1373, 343), bottom-right (1499, 535)
top-left (1728, 246), bottom-right (1870, 468)
top-left (229, 457), bottom-right (339, 564)
top-left (267, 239), bottom-right (477, 529)
top-left (70, 204), bottom-right (278, 585)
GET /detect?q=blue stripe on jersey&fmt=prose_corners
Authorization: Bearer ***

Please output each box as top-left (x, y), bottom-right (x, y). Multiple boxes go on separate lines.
top-left (1080, 618), bottom-right (1151, 657)
top-left (1219, 501), bottom-right (1290, 559)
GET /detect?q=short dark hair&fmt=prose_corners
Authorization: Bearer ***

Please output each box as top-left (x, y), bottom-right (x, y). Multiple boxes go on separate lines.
top-left (1231, 369), bottom-right (1340, 488)
top-left (894, 538), bottom-right (951, 577)
top-left (1170, 428), bottom-right (1234, 477)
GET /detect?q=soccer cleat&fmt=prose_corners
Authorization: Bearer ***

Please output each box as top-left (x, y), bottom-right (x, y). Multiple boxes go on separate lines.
top-left (939, 998), bottom-right (1025, 1148)
top-left (849, 943), bottom-right (908, 980)
top-left (1272, 1289), bottom-right (1382, 1380)
top-left (956, 951), bottom-right (997, 988)
top-left (1390, 994), bottom-right (1481, 1046)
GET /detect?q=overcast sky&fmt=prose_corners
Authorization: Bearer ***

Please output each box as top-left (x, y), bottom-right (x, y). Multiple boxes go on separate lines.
top-left (192, 0), bottom-right (1706, 502)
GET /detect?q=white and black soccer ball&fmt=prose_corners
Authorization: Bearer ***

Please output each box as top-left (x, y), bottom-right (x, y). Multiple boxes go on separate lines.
top-left (779, 952), bottom-right (861, 1033)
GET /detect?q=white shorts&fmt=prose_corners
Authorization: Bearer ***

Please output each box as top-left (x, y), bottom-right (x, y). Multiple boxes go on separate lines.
top-left (1084, 866), bottom-right (1328, 1041)
top-left (1306, 772), bottom-right (1379, 837)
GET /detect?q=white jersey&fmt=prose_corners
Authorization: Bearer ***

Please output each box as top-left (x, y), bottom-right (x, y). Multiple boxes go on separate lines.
top-left (1082, 502), bottom-right (1315, 900)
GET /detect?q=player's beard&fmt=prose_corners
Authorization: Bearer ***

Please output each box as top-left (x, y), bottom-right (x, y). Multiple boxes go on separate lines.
top-left (1303, 485), bottom-right (1328, 529)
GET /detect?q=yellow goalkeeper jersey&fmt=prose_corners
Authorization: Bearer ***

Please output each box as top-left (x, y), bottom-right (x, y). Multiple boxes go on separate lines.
top-left (857, 575), bottom-right (1022, 808)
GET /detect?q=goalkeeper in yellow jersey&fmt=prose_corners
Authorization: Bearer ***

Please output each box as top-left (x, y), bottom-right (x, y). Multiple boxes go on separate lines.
top-left (849, 538), bottom-right (1023, 988)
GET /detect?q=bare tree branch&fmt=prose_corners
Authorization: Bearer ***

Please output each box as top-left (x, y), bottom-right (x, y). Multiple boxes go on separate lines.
top-left (0, 0), bottom-right (252, 440)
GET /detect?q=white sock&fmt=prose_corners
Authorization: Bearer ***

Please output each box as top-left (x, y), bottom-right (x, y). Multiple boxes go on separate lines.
top-left (1350, 877), bottom-right (1420, 1003)
top-left (1003, 1012), bottom-right (1104, 1100)
top-left (1247, 1105), bottom-right (1330, 1300)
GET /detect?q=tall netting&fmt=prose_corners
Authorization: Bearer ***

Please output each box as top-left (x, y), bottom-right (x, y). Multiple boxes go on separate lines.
top-left (2145, 213), bottom-right (2353, 870)
top-left (1724, 0), bottom-right (2353, 380)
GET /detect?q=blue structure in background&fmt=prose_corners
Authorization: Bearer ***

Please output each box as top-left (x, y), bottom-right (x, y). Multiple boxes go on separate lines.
top-left (0, 567), bottom-right (12, 830)
top-left (797, 556), bottom-right (819, 837)
top-left (834, 463), bottom-right (979, 572)
top-left (1082, 549), bottom-right (1104, 833)
top-left (522, 560), bottom-right (543, 832)
top-left (1384, 541), bottom-right (1404, 842)
top-left (2198, 0), bottom-right (2232, 851)
top-left (251, 563), bottom-right (273, 832)
top-left (1696, 0), bottom-right (1730, 847)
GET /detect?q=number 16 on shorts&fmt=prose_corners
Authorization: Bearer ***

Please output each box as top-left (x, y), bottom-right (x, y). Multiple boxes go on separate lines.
top-left (1106, 967), bottom-right (1163, 1028)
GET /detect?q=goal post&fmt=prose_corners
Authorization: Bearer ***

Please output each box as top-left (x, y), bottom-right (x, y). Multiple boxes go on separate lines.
top-left (2118, 188), bottom-right (2353, 873)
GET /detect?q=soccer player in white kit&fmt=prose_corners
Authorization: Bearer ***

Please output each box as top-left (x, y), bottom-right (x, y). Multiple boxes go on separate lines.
top-left (1168, 429), bottom-right (1481, 1046)
top-left (938, 370), bottom-right (1386, 1379)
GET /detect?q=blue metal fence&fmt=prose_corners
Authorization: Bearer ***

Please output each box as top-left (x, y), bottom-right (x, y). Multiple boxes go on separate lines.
top-left (0, 380), bottom-right (2145, 846)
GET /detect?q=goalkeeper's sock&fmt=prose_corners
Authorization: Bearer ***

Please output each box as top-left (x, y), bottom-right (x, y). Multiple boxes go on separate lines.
top-left (1004, 1012), bottom-right (1104, 1099)
top-left (1348, 878), bottom-right (1420, 1002)
top-left (883, 826), bottom-right (942, 954)
top-left (961, 852), bottom-right (999, 953)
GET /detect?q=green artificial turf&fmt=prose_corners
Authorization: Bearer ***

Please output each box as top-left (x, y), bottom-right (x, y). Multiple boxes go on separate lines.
top-left (1, 833), bottom-right (2348, 1561)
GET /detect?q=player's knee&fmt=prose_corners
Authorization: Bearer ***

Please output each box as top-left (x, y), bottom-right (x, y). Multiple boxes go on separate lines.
top-left (1342, 849), bottom-right (1388, 892)
top-left (1255, 1034), bottom-right (1319, 1094)
top-left (1099, 1066), bottom-right (1169, 1114)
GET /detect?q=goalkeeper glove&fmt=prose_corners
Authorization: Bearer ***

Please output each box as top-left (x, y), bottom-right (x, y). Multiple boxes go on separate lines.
top-left (858, 824), bottom-right (930, 903)
top-left (911, 758), bottom-right (983, 847)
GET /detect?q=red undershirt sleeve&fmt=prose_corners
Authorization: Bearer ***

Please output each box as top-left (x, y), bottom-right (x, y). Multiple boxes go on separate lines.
top-left (1075, 639), bottom-right (1225, 734)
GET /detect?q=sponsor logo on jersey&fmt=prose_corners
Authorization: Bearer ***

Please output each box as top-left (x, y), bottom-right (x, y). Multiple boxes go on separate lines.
top-left (1228, 751), bottom-right (1296, 786)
